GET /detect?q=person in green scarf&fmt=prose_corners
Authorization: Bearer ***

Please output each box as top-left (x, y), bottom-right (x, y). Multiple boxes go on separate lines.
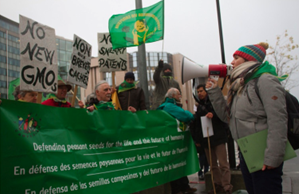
top-left (116, 72), bottom-right (146, 111)
top-left (42, 80), bottom-right (73, 107)
top-left (206, 42), bottom-right (288, 194)
top-left (87, 80), bottom-right (136, 112)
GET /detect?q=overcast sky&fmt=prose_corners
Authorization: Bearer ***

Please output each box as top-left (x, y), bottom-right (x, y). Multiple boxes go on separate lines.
top-left (1, 0), bottom-right (299, 96)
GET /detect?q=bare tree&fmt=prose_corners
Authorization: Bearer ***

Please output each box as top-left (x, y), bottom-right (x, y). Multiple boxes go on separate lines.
top-left (266, 30), bottom-right (299, 90)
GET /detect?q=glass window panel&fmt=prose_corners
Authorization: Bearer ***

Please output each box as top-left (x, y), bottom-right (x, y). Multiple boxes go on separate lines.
top-left (59, 39), bottom-right (66, 50)
top-left (66, 51), bottom-right (72, 62)
top-left (59, 50), bottom-right (66, 61)
top-left (0, 43), bottom-right (5, 50)
top-left (66, 41), bottom-right (73, 51)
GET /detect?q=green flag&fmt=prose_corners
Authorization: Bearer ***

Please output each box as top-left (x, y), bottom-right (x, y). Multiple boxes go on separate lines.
top-left (8, 77), bottom-right (20, 100)
top-left (109, 1), bottom-right (164, 49)
top-left (0, 99), bottom-right (199, 194)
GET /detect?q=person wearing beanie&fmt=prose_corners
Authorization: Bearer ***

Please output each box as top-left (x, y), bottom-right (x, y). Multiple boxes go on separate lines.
top-left (116, 72), bottom-right (146, 110)
top-left (206, 42), bottom-right (288, 194)
top-left (152, 59), bottom-right (181, 110)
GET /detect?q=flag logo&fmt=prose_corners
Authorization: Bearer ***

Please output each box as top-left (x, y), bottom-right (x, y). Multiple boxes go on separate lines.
top-left (109, 1), bottom-right (164, 49)
top-left (14, 113), bottom-right (40, 138)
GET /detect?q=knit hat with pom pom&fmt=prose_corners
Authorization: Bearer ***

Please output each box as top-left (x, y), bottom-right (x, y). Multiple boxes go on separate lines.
top-left (233, 42), bottom-right (269, 63)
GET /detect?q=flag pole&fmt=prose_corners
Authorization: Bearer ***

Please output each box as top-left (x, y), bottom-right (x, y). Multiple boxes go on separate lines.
top-left (136, 0), bottom-right (150, 109)
top-left (215, 0), bottom-right (236, 169)
top-left (71, 85), bottom-right (78, 107)
top-left (216, 0), bottom-right (225, 64)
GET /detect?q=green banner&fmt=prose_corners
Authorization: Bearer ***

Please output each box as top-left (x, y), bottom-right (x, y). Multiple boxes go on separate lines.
top-left (109, 1), bottom-right (164, 49)
top-left (0, 99), bottom-right (199, 194)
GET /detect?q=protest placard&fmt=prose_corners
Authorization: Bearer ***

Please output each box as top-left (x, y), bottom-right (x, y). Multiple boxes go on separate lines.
top-left (67, 34), bottom-right (92, 88)
top-left (98, 33), bottom-right (127, 72)
top-left (19, 15), bottom-right (58, 93)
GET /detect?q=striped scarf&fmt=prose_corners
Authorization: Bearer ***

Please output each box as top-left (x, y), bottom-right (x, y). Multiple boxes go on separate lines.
top-left (226, 61), bottom-right (260, 114)
top-left (226, 60), bottom-right (288, 115)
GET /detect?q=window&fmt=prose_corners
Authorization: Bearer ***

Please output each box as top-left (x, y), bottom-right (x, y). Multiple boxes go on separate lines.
top-left (8, 34), bottom-right (19, 43)
top-left (59, 50), bottom-right (66, 61)
top-left (8, 58), bottom-right (20, 66)
top-left (59, 39), bottom-right (66, 50)
top-left (8, 69), bottom-right (19, 77)
top-left (0, 20), bottom-right (8, 30)
top-left (0, 68), bottom-right (7, 75)
top-left (133, 59), bottom-right (137, 67)
top-left (0, 55), bottom-right (6, 63)
top-left (66, 51), bottom-right (72, 62)
top-left (66, 41), bottom-right (73, 51)
top-left (0, 42), bottom-right (5, 51)
top-left (105, 72), bottom-right (112, 86)
top-left (0, 80), bottom-right (6, 88)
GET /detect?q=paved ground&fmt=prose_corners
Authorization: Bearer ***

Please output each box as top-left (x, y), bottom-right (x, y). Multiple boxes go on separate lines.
top-left (187, 149), bottom-right (299, 194)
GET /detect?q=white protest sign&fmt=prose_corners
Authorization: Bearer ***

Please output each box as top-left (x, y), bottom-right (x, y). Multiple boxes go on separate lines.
top-left (201, 116), bottom-right (214, 137)
top-left (98, 33), bottom-right (127, 72)
top-left (67, 34), bottom-right (92, 88)
top-left (19, 15), bottom-right (58, 93)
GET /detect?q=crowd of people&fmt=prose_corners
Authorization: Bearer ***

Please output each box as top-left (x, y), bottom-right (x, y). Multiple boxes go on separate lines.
top-left (1, 41), bottom-right (289, 194)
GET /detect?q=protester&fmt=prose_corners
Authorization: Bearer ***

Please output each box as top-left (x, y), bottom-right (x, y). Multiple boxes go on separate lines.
top-left (42, 80), bottom-right (73, 107)
top-left (13, 86), bottom-right (38, 103)
top-left (193, 84), bottom-right (232, 193)
top-left (152, 60), bottom-right (181, 110)
top-left (206, 42), bottom-right (288, 194)
top-left (190, 117), bottom-right (210, 181)
top-left (197, 144), bottom-right (209, 181)
top-left (87, 80), bottom-right (136, 112)
top-left (116, 72), bottom-right (146, 110)
top-left (157, 88), bottom-right (196, 194)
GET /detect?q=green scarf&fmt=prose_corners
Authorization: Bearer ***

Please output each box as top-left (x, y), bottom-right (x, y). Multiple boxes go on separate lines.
top-left (94, 101), bottom-right (115, 110)
top-left (245, 61), bottom-right (288, 84)
top-left (48, 93), bottom-right (67, 103)
top-left (162, 76), bottom-right (173, 79)
top-left (118, 81), bottom-right (139, 93)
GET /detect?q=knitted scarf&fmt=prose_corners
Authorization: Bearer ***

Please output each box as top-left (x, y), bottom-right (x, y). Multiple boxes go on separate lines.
top-left (47, 93), bottom-right (67, 103)
top-left (227, 60), bottom-right (288, 114)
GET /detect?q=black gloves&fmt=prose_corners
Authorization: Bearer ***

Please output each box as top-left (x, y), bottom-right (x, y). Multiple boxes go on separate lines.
top-left (158, 60), bottom-right (164, 68)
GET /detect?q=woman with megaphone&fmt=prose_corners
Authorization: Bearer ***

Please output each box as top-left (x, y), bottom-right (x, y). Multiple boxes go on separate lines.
top-left (205, 42), bottom-right (288, 194)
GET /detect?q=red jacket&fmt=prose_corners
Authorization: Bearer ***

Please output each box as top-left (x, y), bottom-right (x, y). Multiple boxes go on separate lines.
top-left (42, 99), bottom-right (71, 108)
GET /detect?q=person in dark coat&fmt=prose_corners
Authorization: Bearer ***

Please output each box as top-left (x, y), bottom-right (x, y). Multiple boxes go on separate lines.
top-left (152, 60), bottom-right (181, 110)
top-left (190, 119), bottom-right (210, 181)
top-left (193, 84), bottom-right (232, 194)
top-left (116, 72), bottom-right (146, 110)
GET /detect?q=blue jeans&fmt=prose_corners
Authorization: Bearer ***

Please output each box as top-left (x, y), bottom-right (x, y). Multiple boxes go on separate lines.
top-left (239, 153), bottom-right (283, 194)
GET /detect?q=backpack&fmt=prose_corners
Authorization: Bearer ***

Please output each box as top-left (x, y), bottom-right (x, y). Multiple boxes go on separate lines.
top-left (254, 77), bottom-right (299, 150)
